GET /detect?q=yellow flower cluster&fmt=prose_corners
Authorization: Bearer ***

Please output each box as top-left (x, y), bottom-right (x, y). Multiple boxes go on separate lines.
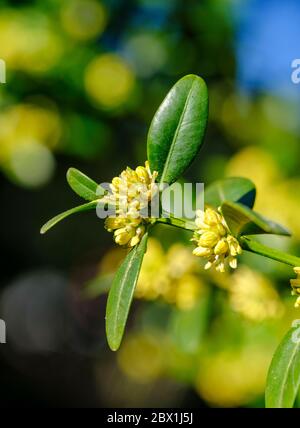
top-left (290, 267), bottom-right (300, 308)
top-left (192, 207), bottom-right (242, 272)
top-left (102, 161), bottom-right (158, 247)
top-left (229, 267), bottom-right (283, 321)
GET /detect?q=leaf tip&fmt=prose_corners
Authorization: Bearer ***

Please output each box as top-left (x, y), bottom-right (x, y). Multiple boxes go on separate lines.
top-left (108, 341), bottom-right (120, 352)
top-left (40, 223), bottom-right (48, 235)
top-left (66, 167), bottom-right (75, 182)
top-left (106, 325), bottom-right (121, 351)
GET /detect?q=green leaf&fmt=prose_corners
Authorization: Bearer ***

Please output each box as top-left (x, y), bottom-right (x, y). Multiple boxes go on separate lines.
top-left (147, 74), bottom-right (208, 185)
top-left (67, 168), bottom-right (104, 201)
top-left (169, 295), bottom-right (210, 354)
top-left (40, 200), bottom-right (99, 234)
top-left (205, 177), bottom-right (256, 209)
top-left (240, 236), bottom-right (300, 267)
top-left (106, 233), bottom-right (148, 351)
top-left (221, 201), bottom-right (291, 237)
top-left (266, 325), bottom-right (300, 408)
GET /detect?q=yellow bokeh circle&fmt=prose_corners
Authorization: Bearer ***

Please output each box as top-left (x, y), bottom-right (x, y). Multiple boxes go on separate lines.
top-left (84, 54), bottom-right (135, 109)
top-left (0, 12), bottom-right (62, 73)
top-left (61, 0), bottom-right (107, 41)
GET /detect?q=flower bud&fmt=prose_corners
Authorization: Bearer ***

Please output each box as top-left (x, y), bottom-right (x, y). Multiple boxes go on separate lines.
top-left (290, 278), bottom-right (300, 288)
top-left (105, 217), bottom-right (124, 231)
top-left (192, 206), bottom-right (242, 272)
top-left (214, 239), bottom-right (229, 255)
top-left (294, 267), bottom-right (300, 275)
top-left (112, 177), bottom-right (122, 188)
top-left (115, 231), bottom-right (131, 246)
top-left (204, 208), bottom-right (220, 226)
top-left (216, 261), bottom-right (225, 273)
top-left (228, 256), bottom-right (237, 269)
top-left (129, 235), bottom-right (140, 247)
top-left (199, 231), bottom-right (219, 248)
top-left (135, 166), bottom-right (149, 183)
top-left (193, 246), bottom-right (212, 257)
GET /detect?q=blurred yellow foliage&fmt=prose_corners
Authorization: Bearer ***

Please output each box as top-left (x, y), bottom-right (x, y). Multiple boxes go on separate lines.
top-left (226, 146), bottom-right (280, 193)
top-left (117, 333), bottom-right (165, 383)
top-left (60, 0), bottom-right (107, 41)
top-left (229, 266), bottom-right (284, 321)
top-left (196, 346), bottom-right (270, 407)
top-left (226, 146), bottom-right (300, 239)
top-left (0, 11), bottom-right (62, 73)
top-left (135, 239), bottom-right (206, 310)
top-left (0, 103), bottom-right (61, 163)
top-left (0, 103), bottom-right (61, 187)
top-left (84, 54), bottom-right (135, 109)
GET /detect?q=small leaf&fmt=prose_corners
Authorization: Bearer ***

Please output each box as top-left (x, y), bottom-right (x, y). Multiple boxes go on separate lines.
top-left (266, 325), bottom-right (300, 408)
top-left (106, 233), bottom-right (148, 351)
top-left (40, 200), bottom-right (99, 234)
top-left (147, 74), bottom-right (208, 185)
top-left (67, 168), bottom-right (104, 201)
top-left (205, 177), bottom-right (256, 209)
top-left (221, 201), bottom-right (290, 237)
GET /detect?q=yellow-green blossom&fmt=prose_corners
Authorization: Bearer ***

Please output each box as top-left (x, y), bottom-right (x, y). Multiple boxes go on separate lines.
top-left (102, 161), bottom-right (158, 247)
top-left (229, 267), bottom-right (284, 321)
top-left (135, 239), bottom-right (206, 310)
top-left (290, 267), bottom-right (300, 308)
top-left (192, 207), bottom-right (242, 272)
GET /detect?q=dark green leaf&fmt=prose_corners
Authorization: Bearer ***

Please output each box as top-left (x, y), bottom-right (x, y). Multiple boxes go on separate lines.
top-left (40, 200), bottom-right (99, 234)
top-left (106, 233), bottom-right (148, 351)
top-left (67, 167), bottom-right (104, 201)
top-left (205, 177), bottom-right (256, 209)
top-left (266, 325), bottom-right (300, 408)
top-left (147, 74), bottom-right (208, 185)
top-left (221, 201), bottom-right (290, 237)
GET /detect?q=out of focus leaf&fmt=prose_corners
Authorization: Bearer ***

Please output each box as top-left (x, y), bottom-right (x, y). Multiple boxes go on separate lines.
top-left (204, 177), bottom-right (256, 209)
top-left (169, 295), bottom-right (210, 354)
top-left (40, 200), bottom-right (99, 234)
top-left (83, 274), bottom-right (113, 299)
top-left (221, 201), bottom-right (290, 237)
top-left (266, 325), bottom-right (300, 408)
top-left (67, 168), bottom-right (104, 201)
top-left (106, 233), bottom-right (148, 351)
top-left (147, 74), bottom-right (208, 185)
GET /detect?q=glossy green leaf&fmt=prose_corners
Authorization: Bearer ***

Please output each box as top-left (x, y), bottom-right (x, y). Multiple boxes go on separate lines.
top-left (266, 325), bottom-right (300, 408)
top-left (240, 236), bottom-right (300, 267)
top-left (221, 201), bottom-right (290, 237)
top-left (67, 167), bottom-right (104, 201)
top-left (40, 200), bottom-right (99, 234)
top-left (106, 233), bottom-right (148, 351)
top-left (147, 74), bottom-right (208, 185)
top-left (205, 177), bottom-right (256, 209)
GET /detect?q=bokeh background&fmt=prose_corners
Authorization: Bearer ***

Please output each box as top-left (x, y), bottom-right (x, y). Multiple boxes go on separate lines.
top-left (0, 0), bottom-right (300, 408)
